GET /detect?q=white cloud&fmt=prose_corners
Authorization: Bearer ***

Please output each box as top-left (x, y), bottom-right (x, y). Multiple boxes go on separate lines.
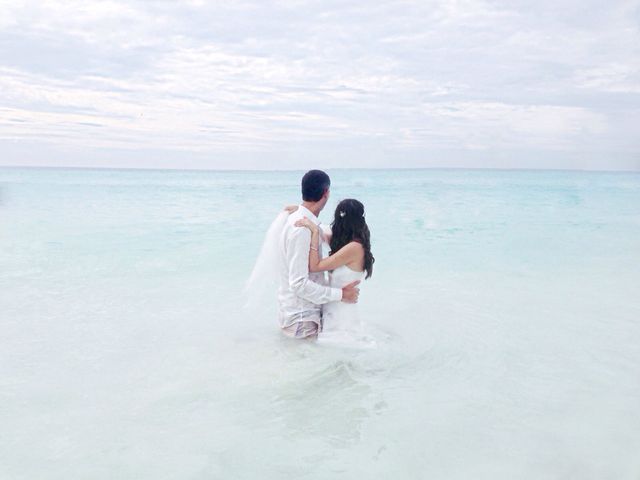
top-left (573, 64), bottom-right (640, 93)
top-left (0, 0), bottom-right (638, 169)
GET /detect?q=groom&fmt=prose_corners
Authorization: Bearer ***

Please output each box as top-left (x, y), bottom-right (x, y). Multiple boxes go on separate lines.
top-left (278, 170), bottom-right (360, 339)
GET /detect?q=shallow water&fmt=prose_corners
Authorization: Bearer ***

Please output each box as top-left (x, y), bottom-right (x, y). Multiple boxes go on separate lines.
top-left (1, 167), bottom-right (639, 479)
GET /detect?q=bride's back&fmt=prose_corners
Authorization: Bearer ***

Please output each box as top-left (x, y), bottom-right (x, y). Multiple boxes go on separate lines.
top-left (329, 264), bottom-right (365, 289)
top-left (321, 265), bottom-right (365, 335)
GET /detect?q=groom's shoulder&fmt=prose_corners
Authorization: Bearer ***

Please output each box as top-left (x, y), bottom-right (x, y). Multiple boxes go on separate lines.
top-left (284, 214), bottom-right (310, 240)
top-left (285, 210), bottom-right (302, 226)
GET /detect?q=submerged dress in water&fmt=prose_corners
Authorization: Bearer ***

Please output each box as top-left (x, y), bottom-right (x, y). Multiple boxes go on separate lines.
top-left (319, 265), bottom-right (375, 348)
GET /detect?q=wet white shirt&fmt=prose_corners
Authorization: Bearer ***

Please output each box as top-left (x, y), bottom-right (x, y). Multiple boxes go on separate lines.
top-left (277, 205), bottom-right (342, 328)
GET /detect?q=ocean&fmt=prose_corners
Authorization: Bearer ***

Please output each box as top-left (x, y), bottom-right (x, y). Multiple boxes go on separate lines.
top-left (1, 167), bottom-right (639, 479)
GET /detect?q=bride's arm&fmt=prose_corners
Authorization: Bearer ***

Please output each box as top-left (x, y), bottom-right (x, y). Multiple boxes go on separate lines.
top-left (295, 219), bottom-right (361, 273)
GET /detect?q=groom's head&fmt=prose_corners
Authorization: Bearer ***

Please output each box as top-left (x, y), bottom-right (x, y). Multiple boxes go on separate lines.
top-left (301, 169), bottom-right (330, 210)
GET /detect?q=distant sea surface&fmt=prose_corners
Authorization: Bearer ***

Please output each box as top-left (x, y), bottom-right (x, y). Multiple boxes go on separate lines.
top-left (1, 167), bottom-right (639, 479)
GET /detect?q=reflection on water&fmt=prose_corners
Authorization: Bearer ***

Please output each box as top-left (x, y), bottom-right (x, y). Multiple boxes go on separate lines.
top-left (272, 361), bottom-right (372, 444)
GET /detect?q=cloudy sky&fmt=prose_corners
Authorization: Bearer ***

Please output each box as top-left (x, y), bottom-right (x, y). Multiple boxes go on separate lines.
top-left (1, 0), bottom-right (639, 170)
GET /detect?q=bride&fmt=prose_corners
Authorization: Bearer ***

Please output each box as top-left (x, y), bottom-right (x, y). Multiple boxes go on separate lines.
top-left (292, 199), bottom-right (375, 346)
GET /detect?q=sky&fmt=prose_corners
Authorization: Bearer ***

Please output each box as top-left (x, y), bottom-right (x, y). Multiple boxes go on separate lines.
top-left (0, 0), bottom-right (639, 171)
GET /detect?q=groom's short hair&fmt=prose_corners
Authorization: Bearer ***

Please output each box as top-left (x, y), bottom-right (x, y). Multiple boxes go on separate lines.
top-left (301, 170), bottom-right (330, 202)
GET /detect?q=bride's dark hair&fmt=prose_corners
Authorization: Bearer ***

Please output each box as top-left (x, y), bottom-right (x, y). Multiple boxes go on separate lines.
top-left (330, 199), bottom-right (374, 279)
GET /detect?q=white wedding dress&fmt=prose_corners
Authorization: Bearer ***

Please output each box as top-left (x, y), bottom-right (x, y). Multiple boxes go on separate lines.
top-left (318, 265), bottom-right (375, 348)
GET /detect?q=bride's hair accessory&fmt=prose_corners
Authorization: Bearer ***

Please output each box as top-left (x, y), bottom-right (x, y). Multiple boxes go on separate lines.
top-left (339, 210), bottom-right (365, 218)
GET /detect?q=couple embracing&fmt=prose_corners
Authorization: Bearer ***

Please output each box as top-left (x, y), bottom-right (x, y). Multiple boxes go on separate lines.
top-left (278, 170), bottom-right (375, 345)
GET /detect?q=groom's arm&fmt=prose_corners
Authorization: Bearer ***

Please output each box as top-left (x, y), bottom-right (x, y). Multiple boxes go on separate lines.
top-left (286, 228), bottom-right (342, 304)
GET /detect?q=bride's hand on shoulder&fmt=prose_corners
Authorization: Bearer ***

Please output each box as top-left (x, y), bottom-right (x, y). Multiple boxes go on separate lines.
top-left (294, 217), bottom-right (317, 232)
top-left (284, 205), bottom-right (299, 214)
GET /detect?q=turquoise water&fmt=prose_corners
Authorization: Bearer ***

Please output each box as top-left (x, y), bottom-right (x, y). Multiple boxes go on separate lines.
top-left (1, 167), bottom-right (639, 479)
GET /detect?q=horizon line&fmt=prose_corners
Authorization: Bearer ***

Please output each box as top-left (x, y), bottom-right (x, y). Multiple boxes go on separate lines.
top-left (0, 164), bottom-right (638, 174)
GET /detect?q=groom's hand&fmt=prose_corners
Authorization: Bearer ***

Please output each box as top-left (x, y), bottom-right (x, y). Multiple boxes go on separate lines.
top-left (341, 280), bottom-right (360, 303)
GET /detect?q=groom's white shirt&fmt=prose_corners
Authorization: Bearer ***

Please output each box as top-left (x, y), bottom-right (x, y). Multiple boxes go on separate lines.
top-left (278, 205), bottom-right (342, 328)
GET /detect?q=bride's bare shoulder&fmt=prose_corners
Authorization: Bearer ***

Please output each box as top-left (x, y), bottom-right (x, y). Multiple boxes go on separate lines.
top-left (341, 241), bottom-right (365, 255)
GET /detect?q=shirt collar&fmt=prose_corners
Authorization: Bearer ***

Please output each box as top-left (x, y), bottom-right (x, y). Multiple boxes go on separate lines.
top-left (298, 204), bottom-right (321, 225)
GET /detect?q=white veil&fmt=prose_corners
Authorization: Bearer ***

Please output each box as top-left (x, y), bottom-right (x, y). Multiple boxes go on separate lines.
top-left (243, 210), bottom-right (289, 319)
